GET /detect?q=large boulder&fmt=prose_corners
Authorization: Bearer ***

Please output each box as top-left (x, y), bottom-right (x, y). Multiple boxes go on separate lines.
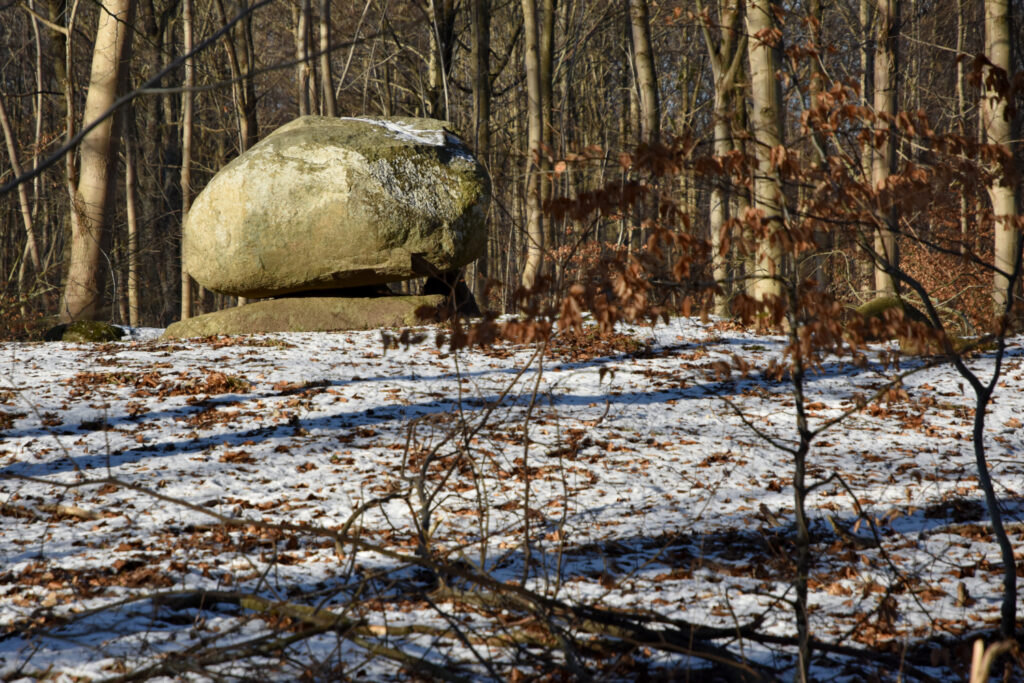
top-left (161, 295), bottom-right (445, 339)
top-left (183, 116), bottom-right (490, 299)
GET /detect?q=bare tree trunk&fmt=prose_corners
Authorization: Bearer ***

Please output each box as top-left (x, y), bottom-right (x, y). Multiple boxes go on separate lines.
top-left (983, 0), bottom-right (1018, 312)
top-left (296, 0), bottom-right (312, 116)
top-left (539, 0), bottom-right (556, 264)
top-left (699, 0), bottom-right (745, 316)
top-left (319, 0), bottom-right (336, 117)
top-left (745, 0), bottom-right (784, 301)
top-left (180, 0), bottom-right (195, 320)
top-left (215, 0), bottom-right (260, 151)
top-left (856, 0), bottom-right (875, 291)
top-left (27, 2), bottom-right (49, 305)
top-left (29, 0), bottom-right (45, 224)
top-left (125, 132), bottom-right (140, 327)
top-left (629, 0), bottom-right (659, 144)
top-left (540, 0), bottom-right (555, 146)
top-left (806, 0), bottom-right (832, 290)
top-left (470, 0), bottom-right (492, 307)
top-left (215, 0), bottom-right (258, 308)
top-left (520, 0), bottom-right (544, 290)
top-left (807, 0), bottom-right (826, 163)
top-left (425, 0), bottom-right (456, 119)
top-left (872, 0), bottom-right (898, 295)
top-left (61, 0), bottom-right (133, 322)
top-left (956, 0), bottom-right (969, 252)
top-left (0, 97), bottom-right (43, 278)
top-left (239, 2), bottom-right (259, 150)
top-left (58, 0), bottom-right (83, 314)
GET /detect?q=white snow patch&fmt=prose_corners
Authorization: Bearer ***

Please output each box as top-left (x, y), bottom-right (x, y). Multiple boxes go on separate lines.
top-left (340, 117), bottom-right (447, 146)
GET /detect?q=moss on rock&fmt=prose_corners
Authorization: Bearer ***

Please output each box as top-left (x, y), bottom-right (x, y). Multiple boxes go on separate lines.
top-left (45, 321), bottom-right (125, 343)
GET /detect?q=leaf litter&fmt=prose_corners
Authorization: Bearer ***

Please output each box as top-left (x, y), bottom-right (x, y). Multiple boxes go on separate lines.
top-left (0, 318), bottom-right (1022, 680)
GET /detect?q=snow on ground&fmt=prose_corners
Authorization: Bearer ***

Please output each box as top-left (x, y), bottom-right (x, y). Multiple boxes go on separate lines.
top-left (0, 317), bottom-right (1022, 681)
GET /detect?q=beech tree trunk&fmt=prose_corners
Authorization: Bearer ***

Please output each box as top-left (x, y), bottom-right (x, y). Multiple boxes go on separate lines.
top-left (319, 0), bottom-right (336, 117)
top-left (872, 0), bottom-right (899, 295)
top-left (699, 0), bottom-right (745, 316)
top-left (61, 0), bottom-right (133, 322)
top-left (539, 0), bottom-right (556, 259)
top-left (215, 0), bottom-right (259, 308)
top-left (807, 0), bottom-right (826, 163)
top-left (426, 0), bottom-right (457, 119)
top-left (295, 0), bottom-right (312, 116)
top-left (125, 130), bottom-right (140, 327)
top-left (983, 0), bottom-right (1018, 311)
top-left (520, 0), bottom-right (544, 290)
top-left (0, 96), bottom-right (43, 277)
top-left (470, 0), bottom-right (492, 306)
top-left (629, 0), bottom-right (659, 144)
top-left (180, 0), bottom-right (195, 320)
top-left (806, 0), bottom-right (831, 289)
top-left (745, 0), bottom-right (784, 301)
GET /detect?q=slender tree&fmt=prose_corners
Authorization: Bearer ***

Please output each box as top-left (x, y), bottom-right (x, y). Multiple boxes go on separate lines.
top-left (124, 124), bottom-right (140, 327)
top-left (698, 0), bottom-right (746, 315)
top-left (470, 0), bottom-right (493, 305)
top-left (539, 0), bottom-right (556, 258)
top-left (214, 0), bottom-right (259, 308)
top-left (180, 0), bottom-right (195, 320)
top-left (426, 0), bottom-right (457, 119)
top-left (520, 0), bottom-right (544, 290)
top-left (319, 0), bottom-right (336, 117)
top-left (872, 0), bottom-right (899, 294)
top-left (296, 0), bottom-right (313, 116)
top-left (0, 96), bottom-right (43, 279)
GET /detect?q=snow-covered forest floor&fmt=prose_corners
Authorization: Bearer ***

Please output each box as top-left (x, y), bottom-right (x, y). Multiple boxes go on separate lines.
top-left (1, 317), bottom-right (1022, 681)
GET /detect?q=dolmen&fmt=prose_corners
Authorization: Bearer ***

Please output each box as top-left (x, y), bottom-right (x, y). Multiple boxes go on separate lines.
top-left (163, 116), bottom-right (490, 339)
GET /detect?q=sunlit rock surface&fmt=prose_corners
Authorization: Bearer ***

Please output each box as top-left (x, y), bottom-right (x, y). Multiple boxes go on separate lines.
top-left (184, 116), bottom-right (490, 299)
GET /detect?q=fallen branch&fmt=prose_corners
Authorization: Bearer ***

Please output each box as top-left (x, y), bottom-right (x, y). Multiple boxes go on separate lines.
top-left (0, 501), bottom-right (101, 520)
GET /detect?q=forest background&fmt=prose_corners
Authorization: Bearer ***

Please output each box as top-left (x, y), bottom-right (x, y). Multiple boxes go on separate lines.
top-left (0, 0), bottom-right (1020, 332)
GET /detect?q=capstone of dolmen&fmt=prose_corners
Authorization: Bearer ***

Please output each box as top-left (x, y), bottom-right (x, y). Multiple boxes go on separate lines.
top-left (183, 116), bottom-right (490, 299)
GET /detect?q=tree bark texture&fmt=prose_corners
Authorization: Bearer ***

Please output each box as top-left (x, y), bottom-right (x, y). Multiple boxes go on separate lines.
top-left (983, 0), bottom-right (1019, 311)
top-left (125, 128), bottom-right (140, 327)
top-left (295, 0), bottom-right (312, 116)
top-left (181, 0), bottom-right (195, 320)
top-left (470, 0), bottom-right (492, 306)
top-left (520, 0), bottom-right (544, 290)
top-left (745, 0), bottom-right (785, 301)
top-left (61, 0), bottom-right (133, 322)
top-left (539, 0), bottom-right (556, 257)
top-left (700, 0), bottom-right (745, 316)
top-left (319, 0), bottom-right (336, 117)
top-left (0, 96), bottom-right (43, 277)
top-left (629, 0), bottom-right (660, 144)
top-left (427, 0), bottom-right (457, 119)
top-left (872, 0), bottom-right (898, 295)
